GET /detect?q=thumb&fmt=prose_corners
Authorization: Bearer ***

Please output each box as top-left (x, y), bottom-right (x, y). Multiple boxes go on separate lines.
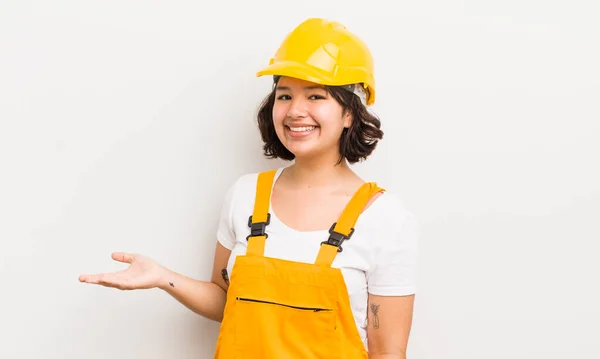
top-left (111, 252), bottom-right (134, 264)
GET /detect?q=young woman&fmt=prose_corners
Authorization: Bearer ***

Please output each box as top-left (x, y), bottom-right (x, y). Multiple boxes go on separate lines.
top-left (79, 18), bottom-right (419, 359)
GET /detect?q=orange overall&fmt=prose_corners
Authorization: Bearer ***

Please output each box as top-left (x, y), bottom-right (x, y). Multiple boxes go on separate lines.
top-left (214, 170), bottom-right (384, 358)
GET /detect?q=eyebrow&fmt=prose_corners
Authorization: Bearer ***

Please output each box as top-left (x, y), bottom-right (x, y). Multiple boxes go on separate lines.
top-left (275, 85), bottom-right (325, 91)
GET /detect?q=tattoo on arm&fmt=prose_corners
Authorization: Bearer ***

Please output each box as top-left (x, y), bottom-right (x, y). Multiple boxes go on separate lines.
top-left (221, 268), bottom-right (230, 285)
top-left (370, 303), bottom-right (380, 329)
top-left (169, 281), bottom-right (174, 287)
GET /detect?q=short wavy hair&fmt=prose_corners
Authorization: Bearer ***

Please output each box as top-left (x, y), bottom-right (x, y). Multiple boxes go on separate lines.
top-left (256, 83), bottom-right (384, 164)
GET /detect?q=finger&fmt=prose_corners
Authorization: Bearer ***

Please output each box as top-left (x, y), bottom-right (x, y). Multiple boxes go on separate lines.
top-left (111, 252), bottom-right (134, 264)
top-left (79, 273), bottom-right (107, 284)
top-left (85, 275), bottom-right (127, 289)
top-left (99, 273), bottom-right (133, 290)
top-left (79, 273), bottom-right (124, 288)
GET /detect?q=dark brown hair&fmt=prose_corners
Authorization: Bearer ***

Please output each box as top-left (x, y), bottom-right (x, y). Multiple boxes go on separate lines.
top-left (256, 84), bottom-right (384, 164)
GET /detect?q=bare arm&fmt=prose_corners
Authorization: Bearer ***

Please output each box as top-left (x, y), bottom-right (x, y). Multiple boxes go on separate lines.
top-left (160, 242), bottom-right (232, 322)
top-left (79, 242), bottom-right (233, 323)
top-left (367, 294), bottom-right (415, 359)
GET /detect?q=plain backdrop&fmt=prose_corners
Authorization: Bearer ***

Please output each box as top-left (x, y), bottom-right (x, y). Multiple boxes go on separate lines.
top-left (1, 1), bottom-right (599, 358)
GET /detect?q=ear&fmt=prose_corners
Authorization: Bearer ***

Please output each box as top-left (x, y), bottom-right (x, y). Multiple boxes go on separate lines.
top-left (343, 110), bottom-right (353, 129)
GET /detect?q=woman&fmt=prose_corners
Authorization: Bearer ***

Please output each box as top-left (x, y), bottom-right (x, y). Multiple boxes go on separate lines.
top-left (79, 18), bottom-right (418, 358)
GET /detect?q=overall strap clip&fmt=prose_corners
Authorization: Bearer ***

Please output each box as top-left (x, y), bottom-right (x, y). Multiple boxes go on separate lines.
top-left (247, 213), bottom-right (271, 241)
top-left (322, 222), bottom-right (355, 253)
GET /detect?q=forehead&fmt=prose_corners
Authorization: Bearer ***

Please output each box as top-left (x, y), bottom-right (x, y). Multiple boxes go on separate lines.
top-left (275, 76), bottom-right (325, 90)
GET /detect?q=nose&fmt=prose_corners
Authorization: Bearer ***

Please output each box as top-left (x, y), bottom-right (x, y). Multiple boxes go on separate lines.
top-left (286, 97), bottom-right (309, 119)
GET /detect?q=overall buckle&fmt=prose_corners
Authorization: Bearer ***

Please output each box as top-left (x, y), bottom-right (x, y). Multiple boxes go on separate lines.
top-left (321, 222), bottom-right (355, 252)
top-left (246, 213), bottom-right (271, 240)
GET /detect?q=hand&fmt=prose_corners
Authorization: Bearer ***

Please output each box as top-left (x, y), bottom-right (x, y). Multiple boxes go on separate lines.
top-left (79, 252), bottom-right (167, 290)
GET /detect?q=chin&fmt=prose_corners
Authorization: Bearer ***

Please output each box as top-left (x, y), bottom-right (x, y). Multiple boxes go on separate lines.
top-left (286, 146), bottom-right (318, 159)
top-left (286, 143), bottom-right (334, 161)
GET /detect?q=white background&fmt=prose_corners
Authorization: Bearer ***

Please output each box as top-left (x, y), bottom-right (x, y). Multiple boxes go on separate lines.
top-left (1, 1), bottom-right (599, 358)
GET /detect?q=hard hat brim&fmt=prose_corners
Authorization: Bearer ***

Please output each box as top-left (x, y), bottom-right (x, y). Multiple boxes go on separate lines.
top-left (256, 61), bottom-right (342, 86)
top-left (256, 60), bottom-right (376, 105)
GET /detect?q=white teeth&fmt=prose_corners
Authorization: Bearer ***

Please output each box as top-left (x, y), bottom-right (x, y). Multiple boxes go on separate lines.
top-left (288, 126), bottom-right (316, 132)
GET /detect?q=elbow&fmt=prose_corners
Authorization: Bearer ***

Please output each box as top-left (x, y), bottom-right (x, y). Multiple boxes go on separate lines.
top-left (369, 349), bottom-right (407, 359)
top-left (369, 354), bottom-right (406, 359)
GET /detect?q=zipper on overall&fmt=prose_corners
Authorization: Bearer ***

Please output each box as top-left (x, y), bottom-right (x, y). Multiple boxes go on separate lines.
top-left (236, 297), bottom-right (332, 312)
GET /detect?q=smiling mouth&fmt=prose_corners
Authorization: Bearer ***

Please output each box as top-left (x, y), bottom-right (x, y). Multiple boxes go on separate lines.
top-left (286, 125), bottom-right (318, 132)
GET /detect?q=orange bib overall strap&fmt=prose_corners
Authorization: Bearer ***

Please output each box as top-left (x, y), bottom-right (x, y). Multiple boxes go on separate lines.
top-left (314, 181), bottom-right (384, 267)
top-left (214, 170), bottom-right (385, 359)
top-left (246, 170), bottom-right (384, 262)
top-left (245, 169), bottom-right (277, 257)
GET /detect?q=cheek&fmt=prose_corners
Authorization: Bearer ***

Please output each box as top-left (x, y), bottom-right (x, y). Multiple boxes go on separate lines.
top-left (312, 106), bottom-right (345, 132)
top-left (272, 104), bottom-right (287, 127)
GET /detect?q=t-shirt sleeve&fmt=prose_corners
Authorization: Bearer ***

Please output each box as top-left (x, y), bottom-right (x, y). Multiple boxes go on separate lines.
top-left (366, 207), bottom-right (419, 296)
top-left (216, 177), bottom-right (240, 250)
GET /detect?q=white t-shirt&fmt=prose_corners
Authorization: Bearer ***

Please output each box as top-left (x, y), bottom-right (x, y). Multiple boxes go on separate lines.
top-left (216, 167), bottom-right (419, 347)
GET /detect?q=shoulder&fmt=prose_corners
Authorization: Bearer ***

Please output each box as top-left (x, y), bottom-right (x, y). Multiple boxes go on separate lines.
top-left (227, 167), bottom-right (281, 190)
top-left (228, 171), bottom-right (259, 192)
top-left (223, 167), bottom-right (282, 205)
top-left (359, 187), bottom-right (419, 244)
top-left (367, 189), bottom-right (415, 226)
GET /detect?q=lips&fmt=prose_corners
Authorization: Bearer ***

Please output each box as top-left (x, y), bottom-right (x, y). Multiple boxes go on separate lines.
top-left (288, 125), bottom-right (316, 132)
top-left (285, 124), bottom-right (319, 138)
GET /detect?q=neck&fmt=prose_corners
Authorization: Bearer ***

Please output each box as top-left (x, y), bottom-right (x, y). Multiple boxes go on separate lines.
top-left (285, 153), bottom-right (353, 187)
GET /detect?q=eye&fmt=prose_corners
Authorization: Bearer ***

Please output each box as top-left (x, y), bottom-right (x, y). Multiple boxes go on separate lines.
top-left (276, 94), bottom-right (291, 100)
top-left (309, 94), bottom-right (326, 100)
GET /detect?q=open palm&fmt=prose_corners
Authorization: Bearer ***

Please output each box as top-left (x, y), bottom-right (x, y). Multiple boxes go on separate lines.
top-left (79, 252), bottom-right (165, 290)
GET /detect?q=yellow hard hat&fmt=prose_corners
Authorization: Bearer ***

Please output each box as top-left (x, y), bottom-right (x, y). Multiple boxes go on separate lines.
top-left (256, 18), bottom-right (376, 106)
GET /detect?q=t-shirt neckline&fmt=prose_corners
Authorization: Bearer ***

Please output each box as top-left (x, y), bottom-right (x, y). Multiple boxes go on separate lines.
top-left (266, 166), bottom-right (384, 235)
